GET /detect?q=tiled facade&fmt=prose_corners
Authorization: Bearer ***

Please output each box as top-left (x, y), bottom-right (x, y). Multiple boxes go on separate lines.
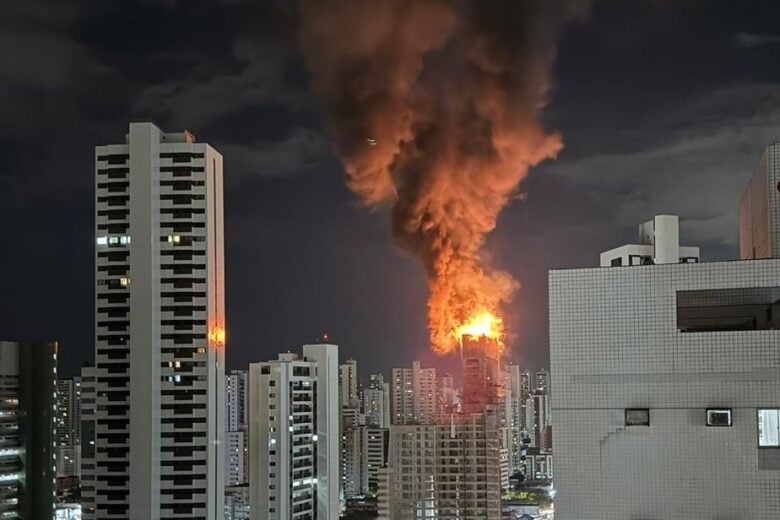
top-left (550, 258), bottom-right (780, 520)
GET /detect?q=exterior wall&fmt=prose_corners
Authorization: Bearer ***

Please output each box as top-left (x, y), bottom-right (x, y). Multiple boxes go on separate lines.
top-left (302, 344), bottom-right (340, 520)
top-left (741, 143), bottom-right (780, 259)
top-left (0, 341), bottom-right (57, 519)
top-left (56, 377), bottom-right (82, 477)
top-left (249, 356), bottom-right (317, 520)
top-left (87, 123), bottom-right (224, 519)
top-left (550, 259), bottom-right (780, 520)
top-left (226, 370), bottom-right (249, 488)
top-left (391, 362), bottom-right (437, 425)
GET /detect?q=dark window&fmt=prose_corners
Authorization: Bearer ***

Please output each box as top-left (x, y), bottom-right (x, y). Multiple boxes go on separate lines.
top-left (706, 408), bottom-right (732, 427)
top-left (677, 287), bottom-right (780, 332)
top-left (610, 257), bottom-right (622, 267)
top-left (625, 408), bottom-right (650, 426)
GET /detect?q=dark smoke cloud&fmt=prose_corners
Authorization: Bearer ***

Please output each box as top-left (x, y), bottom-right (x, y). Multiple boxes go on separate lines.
top-left (297, 0), bottom-right (588, 353)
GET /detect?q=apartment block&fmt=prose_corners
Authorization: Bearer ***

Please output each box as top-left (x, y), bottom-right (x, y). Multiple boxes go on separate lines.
top-left (0, 341), bottom-right (57, 519)
top-left (248, 343), bottom-right (339, 520)
top-left (83, 122), bottom-right (225, 519)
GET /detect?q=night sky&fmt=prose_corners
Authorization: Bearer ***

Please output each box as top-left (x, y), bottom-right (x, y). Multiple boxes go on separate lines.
top-left (1, 1), bottom-right (779, 378)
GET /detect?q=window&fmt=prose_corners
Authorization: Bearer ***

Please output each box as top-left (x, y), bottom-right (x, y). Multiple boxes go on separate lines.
top-left (677, 287), bottom-right (780, 332)
top-left (758, 409), bottom-right (780, 447)
top-left (706, 408), bottom-right (732, 427)
top-left (625, 408), bottom-right (650, 426)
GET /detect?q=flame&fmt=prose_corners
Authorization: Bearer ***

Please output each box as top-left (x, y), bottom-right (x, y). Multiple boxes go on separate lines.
top-left (456, 311), bottom-right (503, 342)
top-left (208, 323), bottom-right (226, 349)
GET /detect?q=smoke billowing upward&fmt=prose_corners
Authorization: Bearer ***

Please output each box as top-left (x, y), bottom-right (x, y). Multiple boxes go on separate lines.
top-left (298, 0), bottom-right (586, 354)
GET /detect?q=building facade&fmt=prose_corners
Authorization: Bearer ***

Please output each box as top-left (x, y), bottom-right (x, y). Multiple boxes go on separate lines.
top-left (0, 340), bottom-right (57, 519)
top-left (56, 377), bottom-right (82, 478)
top-left (551, 206), bottom-right (780, 519)
top-left (226, 370), bottom-right (249, 486)
top-left (82, 122), bottom-right (225, 519)
top-left (248, 343), bottom-right (339, 520)
top-left (390, 361), bottom-right (436, 425)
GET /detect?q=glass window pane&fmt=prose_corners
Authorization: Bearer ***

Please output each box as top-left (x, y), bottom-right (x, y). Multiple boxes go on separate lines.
top-left (758, 409), bottom-right (780, 446)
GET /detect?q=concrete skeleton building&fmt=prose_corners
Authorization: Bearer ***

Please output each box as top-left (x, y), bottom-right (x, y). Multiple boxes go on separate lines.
top-left (0, 341), bottom-right (58, 519)
top-left (551, 142), bottom-right (780, 520)
top-left (248, 343), bottom-right (339, 520)
top-left (82, 122), bottom-right (225, 519)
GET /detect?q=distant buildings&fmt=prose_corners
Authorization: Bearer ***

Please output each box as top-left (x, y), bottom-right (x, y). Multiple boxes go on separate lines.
top-left (380, 343), bottom-right (509, 520)
top-left (82, 122), bottom-right (225, 518)
top-left (551, 144), bottom-right (780, 520)
top-left (248, 343), bottom-right (339, 520)
top-left (0, 340), bottom-right (58, 519)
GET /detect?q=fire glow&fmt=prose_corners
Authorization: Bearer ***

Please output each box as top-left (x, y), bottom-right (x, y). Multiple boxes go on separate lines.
top-left (456, 311), bottom-right (504, 343)
top-left (208, 323), bottom-right (226, 349)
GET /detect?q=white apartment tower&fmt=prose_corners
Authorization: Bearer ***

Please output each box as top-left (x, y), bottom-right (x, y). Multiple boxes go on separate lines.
top-left (83, 122), bottom-right (225, 519)
top-left (551, 146), bottom-right (780, 520)
top-left (248, 343), bottom-right (339, 520)
top-left (390, 361), bottom-right (436, 424)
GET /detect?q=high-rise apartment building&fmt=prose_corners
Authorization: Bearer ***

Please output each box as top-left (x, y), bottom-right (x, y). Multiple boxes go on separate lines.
top-left (226, 370), bottom-right (249, 486)
top-left (504, 364), bottom-right (524, 474)
top-left (390, 361), bottom-right (436, 424)
top-left (56, 376), bottom-right (82, 478)
top-left (339, 359), bottom-right (359, 409)
top-left (524, 389), bottom-right (550, 450)
top-left (436, 373), bottom-right (456, 414)
top-left (343, 425), bottom-right (388, 498)
top-left (551, 173), bottom-right (780, 520)
top-left (362, 374), bottom-right (390, 428)
top-left (535, 369), bottom-right (550, 394)
top-left (248, 343), bottom-right (339, 520)
top-left (82, 122), bottom-right (225, 519)
top-left (0, 341), bottom-right (57, 519)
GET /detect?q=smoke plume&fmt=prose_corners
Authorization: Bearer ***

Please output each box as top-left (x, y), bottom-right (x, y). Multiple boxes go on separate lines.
top-left (298, 0), bottom-right (586, 354)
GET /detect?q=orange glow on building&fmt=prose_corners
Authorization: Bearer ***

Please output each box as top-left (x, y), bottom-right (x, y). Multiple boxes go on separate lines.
top-left (208, 323), bottom-right (226, 349)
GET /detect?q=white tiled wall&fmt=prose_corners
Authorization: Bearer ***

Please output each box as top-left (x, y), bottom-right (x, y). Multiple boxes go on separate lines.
top-left (550, 258), bottom-right (780, 520)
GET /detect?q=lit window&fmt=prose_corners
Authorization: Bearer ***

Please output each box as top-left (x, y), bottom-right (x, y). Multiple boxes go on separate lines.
top-left (120, 277), bottom-right (131, 287)
top-left (96, 237), bottom-right (108, 246)
top-left (167, 235), bottom-right (181, 244)
top-left (759, 409), bottom-right (780, 447)
top-left (625, 408), bottom-right (650, 426)
top-left (706, 408), bottom-right (732, 427)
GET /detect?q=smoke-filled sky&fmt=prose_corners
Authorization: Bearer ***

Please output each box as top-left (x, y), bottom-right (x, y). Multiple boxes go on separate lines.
top-left (1, 0), bottom-right (779, 378)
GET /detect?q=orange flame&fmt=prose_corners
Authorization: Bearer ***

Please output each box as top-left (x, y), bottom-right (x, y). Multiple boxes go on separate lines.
top-left (456, 311), bottom-right (503, 342)
top-left (208, 323), bottom-right (226, 349)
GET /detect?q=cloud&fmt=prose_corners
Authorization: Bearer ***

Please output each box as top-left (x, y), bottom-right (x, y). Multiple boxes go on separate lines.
top-left (547, 83), bottom-right (780, 246)
top-left (733, 32), bottom-right (780, 49)
top-left (217, 127), bottom-right (331, 180)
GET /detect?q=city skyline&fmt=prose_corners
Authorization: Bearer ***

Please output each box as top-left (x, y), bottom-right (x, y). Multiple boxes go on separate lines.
top-left (2, 2), bottom-right (779, 378)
